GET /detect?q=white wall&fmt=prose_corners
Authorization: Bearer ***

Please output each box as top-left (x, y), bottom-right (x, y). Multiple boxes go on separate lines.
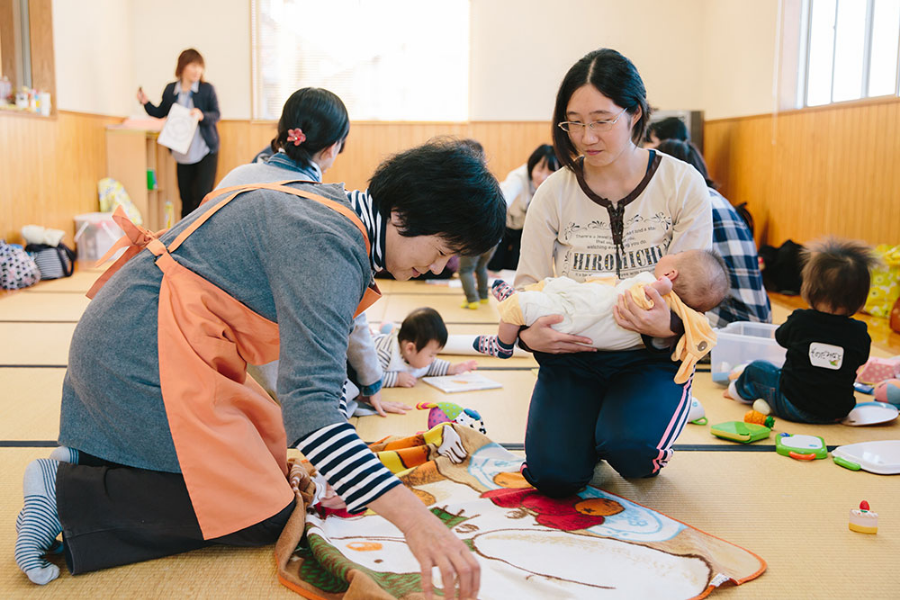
top-left (51, 0), bottom-right (781, 121)
top-left (470, 0), bottom-right (708, 121)
top-left (700, 0), bottom-right (780, 120)
top-left (130, 0), bottom-right (251, 120)
top-left (52, 0), bottom-right (135, 116)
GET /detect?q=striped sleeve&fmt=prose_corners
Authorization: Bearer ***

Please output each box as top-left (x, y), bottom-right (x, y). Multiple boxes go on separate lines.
top-left (372, 332), bottom-right (399, 387)
top-left (382, 371), bottom-right (399, 388)
top-left (296, 422), bottom-right (401, 513)
top-left (425, 358), bottom-right (451, 377)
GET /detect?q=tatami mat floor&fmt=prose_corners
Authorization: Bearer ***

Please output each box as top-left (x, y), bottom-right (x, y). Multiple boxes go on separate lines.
top-left (1, 268), bottom-right (898, 598)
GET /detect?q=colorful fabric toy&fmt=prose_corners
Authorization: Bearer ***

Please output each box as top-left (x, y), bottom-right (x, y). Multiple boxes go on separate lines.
top-left (855, 357), bottom-right (900, 385)
top-left (416, 401), bottom-right (486, 434)
top-left (874, 379), bottom-right (900, 406)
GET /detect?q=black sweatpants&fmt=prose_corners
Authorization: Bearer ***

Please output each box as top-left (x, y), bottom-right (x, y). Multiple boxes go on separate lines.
top-left (176, 152), bottom-right (219, 219)
top-left (57, 452), bottom-right (293, 575)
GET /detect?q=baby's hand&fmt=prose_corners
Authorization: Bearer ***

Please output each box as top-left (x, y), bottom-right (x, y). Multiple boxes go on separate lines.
top-left (449, 360), bottom-right (478, 375)
top-left (649, 277), bottom-right (673, 297)
top-left (396, 372), bottom-right (417, 387)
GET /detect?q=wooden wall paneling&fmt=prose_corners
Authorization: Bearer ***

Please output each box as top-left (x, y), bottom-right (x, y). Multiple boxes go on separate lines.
top-left (27, 0), bottom-right (54, 110)
top-left (0, 0), bottom-right (18, 87)
top-left (705, 99), bottom-right (900, 248)
top-left (0, 111), bottom-right (118, 244)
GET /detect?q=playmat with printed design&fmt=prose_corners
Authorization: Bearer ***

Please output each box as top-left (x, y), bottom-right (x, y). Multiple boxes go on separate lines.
top-left (275, 424), bottom-right (766, 599)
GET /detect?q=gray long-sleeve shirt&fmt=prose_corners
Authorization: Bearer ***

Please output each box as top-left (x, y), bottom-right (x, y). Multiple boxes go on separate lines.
top-left (59, 175), bottom-right (371, 473)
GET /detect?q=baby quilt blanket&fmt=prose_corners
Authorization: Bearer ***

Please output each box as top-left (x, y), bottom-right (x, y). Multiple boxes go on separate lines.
top-left (275, 424), bottom-right (765, 599)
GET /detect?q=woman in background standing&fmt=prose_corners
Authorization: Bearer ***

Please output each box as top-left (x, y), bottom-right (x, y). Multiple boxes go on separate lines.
top-left (138, 48), bottom-right (220, 219)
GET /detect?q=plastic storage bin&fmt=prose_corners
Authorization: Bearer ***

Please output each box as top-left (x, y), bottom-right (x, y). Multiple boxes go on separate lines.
top-left (74, 213), bottom-right (125, 264)
top-left (710, 321), bottom-right (786, 385)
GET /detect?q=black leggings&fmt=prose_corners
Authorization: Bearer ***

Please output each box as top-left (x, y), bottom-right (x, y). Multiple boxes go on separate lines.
top-left (57, 452), bottom-right (293, 575)
top-left (176, 152), bottom-right (219, 219)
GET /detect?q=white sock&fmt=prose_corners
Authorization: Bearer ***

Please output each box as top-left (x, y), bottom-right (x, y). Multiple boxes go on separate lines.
top-left (728, 381), bottom-right (753, 404)
top-left (15, 459), bottom-right (63, 585)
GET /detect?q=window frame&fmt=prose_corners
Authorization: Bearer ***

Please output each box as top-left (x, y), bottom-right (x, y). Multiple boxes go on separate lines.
top-left (801, 0), bottom-right (900, 107)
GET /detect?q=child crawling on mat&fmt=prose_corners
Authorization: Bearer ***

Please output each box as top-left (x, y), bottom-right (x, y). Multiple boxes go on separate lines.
top-left (724, 238), bottom-right (874, 423)
top-left (376, 307), bottom-right (477, 388)
top-left (474, 249), bottom-right (729, 381)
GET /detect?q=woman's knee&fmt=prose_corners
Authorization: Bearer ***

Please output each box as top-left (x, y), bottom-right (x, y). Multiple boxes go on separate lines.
top-left (522, 463), bottom-right (591, 498)
top-left (599, 440), bottom-right (669, 479)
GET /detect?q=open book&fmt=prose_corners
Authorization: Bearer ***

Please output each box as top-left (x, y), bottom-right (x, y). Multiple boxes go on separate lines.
top-left (422, 372), bottom-right (502, 394)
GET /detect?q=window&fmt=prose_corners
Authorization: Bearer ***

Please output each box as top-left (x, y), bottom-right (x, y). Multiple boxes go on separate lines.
top-left (801, 0), bottom-right (900, 106)
top-left (251, 0), bottom-right (469, 121)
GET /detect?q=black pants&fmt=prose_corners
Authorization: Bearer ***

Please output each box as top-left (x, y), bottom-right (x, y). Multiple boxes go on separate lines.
top-left (176, 152), bottom-right (219, 219)
top-left (488, 227), bottom-right (523, 271)
top-left (57, 452), bottom-right (293, 575)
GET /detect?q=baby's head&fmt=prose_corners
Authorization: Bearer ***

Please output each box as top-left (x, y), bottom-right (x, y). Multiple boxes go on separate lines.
top-left (398, 307), bottom-right (448, 369)
top-left (654, 250), bottom-right (729, 312)
top-left (801, 237), bottom-right (876, 315)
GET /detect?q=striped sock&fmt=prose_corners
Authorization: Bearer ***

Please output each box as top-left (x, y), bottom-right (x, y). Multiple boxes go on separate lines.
top-left (491, 279), bottom-right (515, 302)
top-left (15, 459), bottom-right (62, 585)
top-left (473, 335), bottom-right (514, 358)
top-left (48, 446), bottom-right (79, 464)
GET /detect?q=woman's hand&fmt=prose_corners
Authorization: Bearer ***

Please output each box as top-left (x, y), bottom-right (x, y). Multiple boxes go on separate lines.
top-left (370, 486), bottom-right (480, 599)
top-left (613, 285), bottom-right (675, 338)
top-left (362, 391), bottom-right (411, 417)
top-left (190, 107), bottom-right (204, 121)
top-left (136, 88), bottom-right (148, 104)
top-left (517, 314), bottom-right (596, 354)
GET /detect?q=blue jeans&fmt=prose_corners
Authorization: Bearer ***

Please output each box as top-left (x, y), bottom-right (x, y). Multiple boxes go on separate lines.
top-left (735, 360), bottom-right (837, 424)
top-left (522, 349), bottom-right (693, 497)
top-left (458, 247), bottom-right (496, 303)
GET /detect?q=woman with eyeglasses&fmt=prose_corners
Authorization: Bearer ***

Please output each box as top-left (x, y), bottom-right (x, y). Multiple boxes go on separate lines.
top-left (514, 48), bottom-right (712, 496)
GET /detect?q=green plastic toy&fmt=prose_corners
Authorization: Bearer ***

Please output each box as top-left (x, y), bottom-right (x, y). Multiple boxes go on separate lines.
top-left (775, 433), bottom-right (828, 461)
top-left (710, 421), bottom-right (771, 444)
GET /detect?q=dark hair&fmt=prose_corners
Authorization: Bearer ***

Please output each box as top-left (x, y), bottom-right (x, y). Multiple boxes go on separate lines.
top-left (175, 49), bottom-right (205, 80)
top-left (552, 48), bottom-right (650, 171)
top-left (648, 117), bottom-right (689, 143)
top-left (655, 139), bottom-right (716, 188)
top-left (801, 238), bottom-right (877, 315)
top-left (673, 249), bottom-right (730, 313)
top-left (368, 139), bottom-right (506, 257)
top-left (272, 88), bottom-right (350, 167)
top-left (428, 136), bottom-right (486, 161)
top-left (398, 307), bottom-right (448, 351)
top-left (526, 144), bottom-right (560, 181)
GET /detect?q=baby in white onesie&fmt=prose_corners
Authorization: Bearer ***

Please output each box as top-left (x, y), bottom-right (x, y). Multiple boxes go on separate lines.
top-left (474, 249), bottom-right (729, 358)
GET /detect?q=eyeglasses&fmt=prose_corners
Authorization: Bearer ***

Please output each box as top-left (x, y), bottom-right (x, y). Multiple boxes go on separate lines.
top-left (558, 108), bottom-right (628, 134)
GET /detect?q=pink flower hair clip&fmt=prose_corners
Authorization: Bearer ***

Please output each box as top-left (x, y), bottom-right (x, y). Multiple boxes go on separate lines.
top-left (287, 128), bottom-right (306, 146)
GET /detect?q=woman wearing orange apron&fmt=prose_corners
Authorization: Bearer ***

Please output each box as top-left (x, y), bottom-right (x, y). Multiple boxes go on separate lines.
top-left (15, 139), bottom-right (505, 599)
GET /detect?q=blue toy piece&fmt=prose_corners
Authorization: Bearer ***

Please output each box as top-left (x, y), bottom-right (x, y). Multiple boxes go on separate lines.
top-left (416, 401), bottom-right (487, 434)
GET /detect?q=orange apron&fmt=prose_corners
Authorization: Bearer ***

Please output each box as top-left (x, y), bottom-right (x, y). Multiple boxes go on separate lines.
top-left (87, 181), bottom-right (382, 539)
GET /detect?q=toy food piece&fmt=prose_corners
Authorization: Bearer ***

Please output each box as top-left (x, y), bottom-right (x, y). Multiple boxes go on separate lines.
top-left (848, 501), bottom-right (878, 534)
top-left (775, 433), bottom-right (827, 461)
top-left (874, 379), bottom-right (900, 406)
top-left (744, 409), bottom-right (775, 428)
top-left (710, 421), bottom-right (770, 444)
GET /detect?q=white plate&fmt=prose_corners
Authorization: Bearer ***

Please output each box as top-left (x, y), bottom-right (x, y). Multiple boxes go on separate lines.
top-left (841, 402), bottom-right (899, 426)
top-left (832, 440), bottom-right (900, 475)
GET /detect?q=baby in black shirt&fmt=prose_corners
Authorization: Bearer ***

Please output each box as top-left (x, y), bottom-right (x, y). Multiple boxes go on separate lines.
top-left (726, 238), bottom-right (875, 423)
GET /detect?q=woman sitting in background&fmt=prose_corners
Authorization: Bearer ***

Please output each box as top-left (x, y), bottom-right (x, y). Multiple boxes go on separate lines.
top-left (655, 139), bottom-right (771, 327)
